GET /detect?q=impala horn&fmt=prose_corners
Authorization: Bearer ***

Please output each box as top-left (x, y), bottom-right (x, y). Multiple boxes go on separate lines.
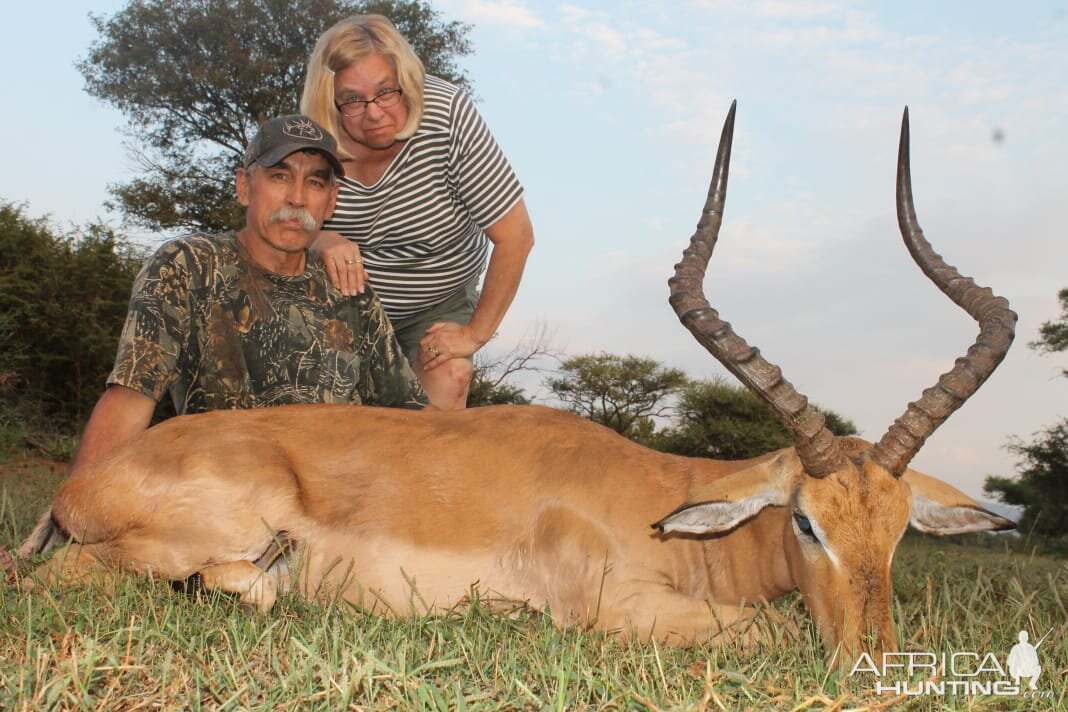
top-left (870, 108), bottom-right (1017, 476)
top-left (669, 101), bottom-right (844, 477)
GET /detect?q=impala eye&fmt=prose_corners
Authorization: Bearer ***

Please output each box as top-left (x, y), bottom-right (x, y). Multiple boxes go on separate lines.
top-left (794, 512), bottom-right (818, 541)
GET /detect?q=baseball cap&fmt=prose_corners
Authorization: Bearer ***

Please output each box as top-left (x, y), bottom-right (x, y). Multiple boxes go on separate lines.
top-left (243, 114), bottom-right (345, 177)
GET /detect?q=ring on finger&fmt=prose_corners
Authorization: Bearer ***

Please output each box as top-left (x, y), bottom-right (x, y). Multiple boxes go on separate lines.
top-left (427, 345), bottom-right (438, 355)
top-left (345, 258), bottom-right (362, 265)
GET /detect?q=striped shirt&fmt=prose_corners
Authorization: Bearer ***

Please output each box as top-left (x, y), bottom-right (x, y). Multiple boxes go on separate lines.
top-left (324, 75), bottom-right (524, 321)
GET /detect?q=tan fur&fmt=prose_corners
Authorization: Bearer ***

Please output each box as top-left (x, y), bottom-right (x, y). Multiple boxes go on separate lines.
top-left (31, 404), bottom-right (1012, 660)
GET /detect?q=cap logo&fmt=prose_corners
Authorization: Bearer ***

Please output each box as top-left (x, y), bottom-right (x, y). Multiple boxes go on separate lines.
top-left (283, 118), bottom-right (324, 141)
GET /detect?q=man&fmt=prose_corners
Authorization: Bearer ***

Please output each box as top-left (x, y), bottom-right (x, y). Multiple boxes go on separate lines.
top-left (18, 114), bottom-right (424, 557)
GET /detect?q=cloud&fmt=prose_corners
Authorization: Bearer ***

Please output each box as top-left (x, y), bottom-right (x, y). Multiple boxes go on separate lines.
top-left (556, 6), bottom-right (627, 61)
top-left (464, 1), bottom-right (543, 30)
top-left (560, 4), bottom-right (596, 24)
top-left (751, 1), bottom-right (842, 21)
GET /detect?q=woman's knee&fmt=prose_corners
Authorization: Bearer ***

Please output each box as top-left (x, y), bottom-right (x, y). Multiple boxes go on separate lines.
top-left (448, 358), bottom-right (474, 387)
top-left (418, 358), bottom-right (473, 410)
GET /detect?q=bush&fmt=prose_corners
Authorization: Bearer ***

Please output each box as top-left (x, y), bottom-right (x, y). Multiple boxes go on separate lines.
top-left (0, 203), bottom-right (144, 445)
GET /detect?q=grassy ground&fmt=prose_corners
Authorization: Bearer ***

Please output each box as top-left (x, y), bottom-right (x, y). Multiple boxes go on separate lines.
top-left (1, 461), bottom-right (1065, 711)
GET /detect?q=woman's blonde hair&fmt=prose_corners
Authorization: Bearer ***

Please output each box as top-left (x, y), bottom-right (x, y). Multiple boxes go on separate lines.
top-left (301, 15), bottom-right (426, 158)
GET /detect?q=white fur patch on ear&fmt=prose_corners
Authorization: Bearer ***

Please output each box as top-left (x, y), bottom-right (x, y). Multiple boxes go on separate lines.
top-left (653, 495), bottom-right (776, 535)
top-left (909, 495), bottom-right (1016, 535)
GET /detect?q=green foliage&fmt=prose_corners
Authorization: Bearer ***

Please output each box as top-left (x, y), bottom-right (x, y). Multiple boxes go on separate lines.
top-left (985, 287), bottom-right (1068, 542)
top-left (1031, 287), bottom-right (1068, 377)
top-left (0, 404), bottom-right (31, 461)
top-left (80, 0), bottom-right (473, 233)
top-left (546, 353), bottom-right (688, 439)
top-left (0, 311), bottom-right (24, 458)
top-left (650, 377), bottom-right (857, 459)
top-left (545, 355), bottom-right (857, 457)
top-left (467, 378), bottom-right (530, 407)
top-left (985, 419), bottom-right (1068, 542)
top-left (0, 203), bottom-right (142, 438)
top-left (467, 346), bottom-right (534, 407)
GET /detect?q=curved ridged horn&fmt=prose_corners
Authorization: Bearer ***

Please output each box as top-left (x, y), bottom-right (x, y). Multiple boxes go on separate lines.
top-left (871, 107), bottom-right (1017, 476)
top-left (669, 101), bottom-right (844, 477)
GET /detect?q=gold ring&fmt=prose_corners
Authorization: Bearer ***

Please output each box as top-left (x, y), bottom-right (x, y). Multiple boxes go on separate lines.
top-left (345, 259), bottom-right (359, 265)
top-left (427, 346), bottom-right (438, 355)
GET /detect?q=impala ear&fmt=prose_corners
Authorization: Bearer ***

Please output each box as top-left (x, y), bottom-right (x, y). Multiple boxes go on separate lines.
top-left (902, 468), bottom-right (1017, 535)
top-left (653, 449), bottom-right (800, 535)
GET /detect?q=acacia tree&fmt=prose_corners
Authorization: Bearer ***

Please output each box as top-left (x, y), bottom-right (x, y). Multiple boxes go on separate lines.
top-left (650, 377), bottom-right (857, 460)
top-left (546, 353), bottom-right (688, 440)
top-left (984, 286), bottom-right (1068, 540)
top-left (1030, 287), bottom-right (1068, 376)
top-left (80, 0), bottom-right (473, 232)
top-left (984, 422), bottom-right (1068, 541)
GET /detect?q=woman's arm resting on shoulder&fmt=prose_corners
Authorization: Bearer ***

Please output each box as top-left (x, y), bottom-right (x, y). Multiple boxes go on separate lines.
top-left (310, 229), bottom-right (368, 296)
top-left (420, 199), bottom-right (535, 369)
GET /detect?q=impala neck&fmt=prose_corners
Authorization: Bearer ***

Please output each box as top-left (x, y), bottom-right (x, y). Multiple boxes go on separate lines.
top-left (679, 460), bottom-right (797, 603)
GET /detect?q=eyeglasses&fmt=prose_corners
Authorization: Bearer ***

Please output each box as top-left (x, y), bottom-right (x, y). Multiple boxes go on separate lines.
top-left (335, 88), bottom-right (404, 118)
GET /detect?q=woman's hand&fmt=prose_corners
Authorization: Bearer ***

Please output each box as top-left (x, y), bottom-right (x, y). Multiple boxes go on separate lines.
top-left (311, 230), bottom-right (367, 296)
top-left (418, 322), bottom-right (488, 370)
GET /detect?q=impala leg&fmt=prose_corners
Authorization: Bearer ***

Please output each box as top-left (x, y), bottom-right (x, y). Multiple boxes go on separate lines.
top-left (597, 589), bottom-right (778, 648)
top-left (26, 543), bottom-right (120, 590)
top-left (198, 561), bottom-right (278, 612)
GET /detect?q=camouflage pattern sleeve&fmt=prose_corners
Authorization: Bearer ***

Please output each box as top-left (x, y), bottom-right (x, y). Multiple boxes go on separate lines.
top-left (107, 241), bottom-right (192, 402)
top-left (350, 287), bottom-right (427, 409)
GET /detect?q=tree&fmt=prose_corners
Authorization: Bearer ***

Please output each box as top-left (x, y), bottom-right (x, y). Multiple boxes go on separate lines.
top-left (546, 354), bottom-right (687, 440)
top-left (466, 323), bottom-right (559, 407)
top-left (1031, 287), bottom-right (1068, 377)
top-left (0, 203), bottom-right (143, 429)
top-left (651, 377), bottom-right (857, 460)
top-left (983, 286), bottom-right (1068, 540)
top-left (80, 0), bottom-right (473, 233)
top-left (984, 421), bottom-right (1068, 542)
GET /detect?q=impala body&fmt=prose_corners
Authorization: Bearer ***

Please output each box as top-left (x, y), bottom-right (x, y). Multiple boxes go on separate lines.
top-left (40, 402), bottom-right (1010, 654)
top-left (28, 104), bottom-right (1016, 661)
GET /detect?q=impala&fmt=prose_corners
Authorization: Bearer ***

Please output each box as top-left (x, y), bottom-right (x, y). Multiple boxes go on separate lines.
top-left (26, 103), bottom-right (1016, 662)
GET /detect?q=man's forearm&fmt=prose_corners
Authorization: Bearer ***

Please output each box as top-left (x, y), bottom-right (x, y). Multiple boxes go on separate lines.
top-left (70, 385), bottom-right (157, 477)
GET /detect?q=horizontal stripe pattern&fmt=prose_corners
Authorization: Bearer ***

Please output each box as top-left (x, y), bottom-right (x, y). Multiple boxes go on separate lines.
top-left (325, 76), bottom-right (524, 320)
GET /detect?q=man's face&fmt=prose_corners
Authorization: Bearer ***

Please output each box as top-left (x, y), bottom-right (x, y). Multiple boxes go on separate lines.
top-left (236, 150), bottom-right (338, 259)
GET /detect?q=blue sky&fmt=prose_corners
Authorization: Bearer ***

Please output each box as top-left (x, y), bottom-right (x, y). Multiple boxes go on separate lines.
top-left (3, 1), bottom-right (1067, 499)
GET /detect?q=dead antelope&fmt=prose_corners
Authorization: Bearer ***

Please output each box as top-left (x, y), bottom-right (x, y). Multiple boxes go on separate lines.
top-left (27, 103), bottom-right (1015, 662)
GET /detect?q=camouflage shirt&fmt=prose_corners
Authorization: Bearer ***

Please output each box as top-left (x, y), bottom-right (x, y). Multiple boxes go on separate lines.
top-left (108, 232), bottom-right (425, 413)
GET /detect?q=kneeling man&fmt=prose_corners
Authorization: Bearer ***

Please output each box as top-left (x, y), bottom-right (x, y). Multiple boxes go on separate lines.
top-left (21, 115), bottom-right (424, 555)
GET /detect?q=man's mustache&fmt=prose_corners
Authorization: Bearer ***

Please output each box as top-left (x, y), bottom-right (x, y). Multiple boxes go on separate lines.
top-left (269, 206), bottom-right (318, 232)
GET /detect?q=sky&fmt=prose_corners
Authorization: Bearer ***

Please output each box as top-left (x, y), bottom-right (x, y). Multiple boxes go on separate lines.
top-left (3, 1), bottom-right (1067, 501)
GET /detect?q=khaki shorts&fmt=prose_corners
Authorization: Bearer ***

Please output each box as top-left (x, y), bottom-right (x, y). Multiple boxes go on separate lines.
top-left (391, 279), bottom-right (479, 365)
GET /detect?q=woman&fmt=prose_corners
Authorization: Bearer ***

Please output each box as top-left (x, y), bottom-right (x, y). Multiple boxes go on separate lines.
top-left (301, 15), bottom-right (534, 410)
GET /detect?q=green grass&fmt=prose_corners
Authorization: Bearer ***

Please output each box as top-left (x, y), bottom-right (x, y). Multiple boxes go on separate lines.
top-left (2, 464), bottom-right (1065, 710)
